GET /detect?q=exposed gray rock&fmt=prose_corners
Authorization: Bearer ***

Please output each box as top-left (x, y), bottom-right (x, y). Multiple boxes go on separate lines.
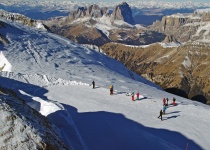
top-left (0, 34), bottom-right (10, 44)
top-left (0, 9), bottom-right (49, 31)
top-left (149, 10), bottom-right (210, 43)
top-left (162, 34), bottom-right (179, 43)
top-left (110, 2), bottom-right (135, 25)
top-left (67, 4), bottom-right (106, 22)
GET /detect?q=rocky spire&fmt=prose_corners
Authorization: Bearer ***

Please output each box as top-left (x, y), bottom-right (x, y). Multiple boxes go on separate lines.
top-left (110, 2), bottom-right (135, 25)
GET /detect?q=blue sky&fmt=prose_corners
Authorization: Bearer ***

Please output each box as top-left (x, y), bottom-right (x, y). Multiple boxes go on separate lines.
top-left (74, 0), bottom-right (210, 2)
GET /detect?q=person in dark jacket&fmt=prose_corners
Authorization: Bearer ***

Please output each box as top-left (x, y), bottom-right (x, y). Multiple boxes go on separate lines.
top-left (166, 98), bottom-right (169, 106)
top-left (110, 85), bottom-right (113, 95)
top-left (158, 110), bottom-right (163, 121)
top-left (92, 80), bottom-right (95, 89)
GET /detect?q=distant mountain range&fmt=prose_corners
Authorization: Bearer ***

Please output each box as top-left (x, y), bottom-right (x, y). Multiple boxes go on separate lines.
top-left (1, 0), bottom-right (210, 9)
top-left (0, 0), bottom-right (210, 22)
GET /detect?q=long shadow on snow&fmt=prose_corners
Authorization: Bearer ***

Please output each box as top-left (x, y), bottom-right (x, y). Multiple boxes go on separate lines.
top-left (0, 77), bottom-right (203, 150)
top-left (0, 76), bottom-right (48, 111)
top-left (47, 104), bottom-right (203, 150)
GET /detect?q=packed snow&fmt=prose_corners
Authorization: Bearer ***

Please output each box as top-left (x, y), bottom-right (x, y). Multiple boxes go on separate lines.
top-left (0, 18), bottom-right (210, 150)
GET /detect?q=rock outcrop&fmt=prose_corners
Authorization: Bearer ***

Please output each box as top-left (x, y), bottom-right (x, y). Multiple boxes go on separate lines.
top-left (0, 10), bottom-right (49, 31)
top-left (66, 4), bottom-right (107, 22)
top-left (0, 21), bottom-right (10, 44)
top-left (162, 34), bottom-right (179, 43)
top-left (150, 9), bottom-right (210, 43)
top-left (66, 2), bottom-right (135, 25)
top-left (111, 2), bottom-right (135, 25)
top-left (0, 34), bottom-right (9, 44)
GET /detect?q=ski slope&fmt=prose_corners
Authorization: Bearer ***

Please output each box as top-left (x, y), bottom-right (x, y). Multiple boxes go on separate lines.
top-left (0, 18), bottom-right (210, 150)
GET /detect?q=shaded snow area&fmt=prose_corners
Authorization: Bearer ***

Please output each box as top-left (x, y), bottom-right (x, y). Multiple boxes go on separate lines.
top-left (0, 88), bottom-right (68, 149)
top-left (0, 18), bottom-right (210, 150)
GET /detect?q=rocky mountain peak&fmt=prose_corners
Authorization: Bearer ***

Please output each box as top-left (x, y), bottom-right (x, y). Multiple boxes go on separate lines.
top-left (87, 4), bottom-right (103, 18)
top-left (71, 7), bottom-right (87, 18)
top-left (69, 4), bottom-right (106, 20)
top-left (111, 2), bottom-right (135, 25)
top-left (201, 12), bottom-right (210, 21)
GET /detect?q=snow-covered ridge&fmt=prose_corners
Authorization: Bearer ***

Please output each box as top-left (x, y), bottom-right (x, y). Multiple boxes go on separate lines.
top-left (0, 72), bottom-right (89, 88)
top-left (195, 8), bottom-right (210, 14)
top-left (0, 9), bottom-right (48, 30)
top-left (129, 0), bottom-right (210, 9)
top-left (166, 13), bottom-right (188, 18)
top-left (0, 9), bottom-right (27, 19)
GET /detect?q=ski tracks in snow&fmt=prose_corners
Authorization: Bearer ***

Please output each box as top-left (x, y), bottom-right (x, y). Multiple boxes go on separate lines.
top-left (25, 40), bottom-right (42, 65)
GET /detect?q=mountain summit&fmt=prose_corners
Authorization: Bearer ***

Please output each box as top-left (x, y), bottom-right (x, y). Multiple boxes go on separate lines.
top-left (111, 2), bottom-right (135, 25)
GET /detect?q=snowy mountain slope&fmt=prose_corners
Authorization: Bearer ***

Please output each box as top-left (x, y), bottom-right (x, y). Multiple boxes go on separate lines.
top-left (0, 18), bottom-right (157, 90)
top-left (0, 19), bottom-right (210, 150)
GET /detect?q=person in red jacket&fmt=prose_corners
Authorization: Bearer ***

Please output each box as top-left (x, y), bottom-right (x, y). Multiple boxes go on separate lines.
top-left (163, 98), bottom-right (166, 105)
top-left (172, 97), bottom-right (176, 106)
top-left (136, 91), bottom-right (140, 100)
top-left (131, 92), bottom-right (135, 101)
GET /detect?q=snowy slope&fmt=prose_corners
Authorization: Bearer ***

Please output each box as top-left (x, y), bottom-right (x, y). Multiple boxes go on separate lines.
top-left (0, 19), bottom-right (210, 150)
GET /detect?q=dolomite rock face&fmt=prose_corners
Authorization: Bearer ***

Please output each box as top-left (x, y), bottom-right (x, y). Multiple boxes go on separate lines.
top-left (66, 4), bottom-right (106, 22)
top-left (150, 10), bottom-right (210, 43)
top-left (110, 2), bottom-right (135, 25)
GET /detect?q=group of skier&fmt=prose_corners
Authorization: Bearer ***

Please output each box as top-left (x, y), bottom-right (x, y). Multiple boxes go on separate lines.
top-left (92, 80), bottom-right (141, 100)
top-left (131, 91), bottom-right (140, 101)
top-left (158, 97), bottom-right (176, 121)
top-left (92, 80), bottom-right (177, 121)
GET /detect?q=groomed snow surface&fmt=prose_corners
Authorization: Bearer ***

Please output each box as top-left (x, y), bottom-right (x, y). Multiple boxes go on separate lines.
top-left (0, 19), bottom-right (210, 150)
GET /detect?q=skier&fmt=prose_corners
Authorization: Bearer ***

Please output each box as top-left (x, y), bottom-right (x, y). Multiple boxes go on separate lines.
top-left (166, 98), bottom-right (169, 106)
top-left (163, 104), bottom-right (167, 115)
top-left (163, 98), bottom-right (166, 105)
top-left (136, 91), bottom-right (140, 100)
top-left (172, 97), bottom-right (176, 106)
top-left (158, 110), bottom-right (163, 121)
top-left (92, 80), bottom-right (95, 89)
top-left (131, 92), bottom-right (135, 101)
top-left (110, 85), bottom-right (113, 95)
